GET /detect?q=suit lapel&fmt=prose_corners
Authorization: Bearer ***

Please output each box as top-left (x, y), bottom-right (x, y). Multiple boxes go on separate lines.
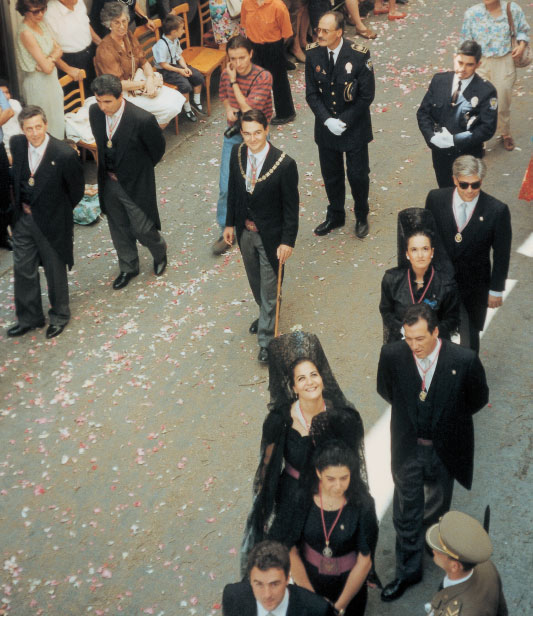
top-left (333, 40), bottom-right (350, 79)
top-left (398, 345), bottom-right (421, 429)
top-left (31, 136), bottom-right (57, 202)
top-left (462, 73), bottom-right (479, 100)
top-left (454, 191), bottom-right (488, 257)
top-left (429, 341), bottom-right (452, 431)
top-left (113, 101), bottom-right (134, 168)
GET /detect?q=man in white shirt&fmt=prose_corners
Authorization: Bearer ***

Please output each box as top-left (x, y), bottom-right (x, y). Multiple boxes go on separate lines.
top-left (222, 541), bottom-right (333, 615)
top-left (0, 79), bottom-right (22, 164)
top-left (377, 304), bottom-right (488, 602)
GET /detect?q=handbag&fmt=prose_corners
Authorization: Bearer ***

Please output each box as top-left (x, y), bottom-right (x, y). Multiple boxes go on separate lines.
top-left (226, 0), bottom-right (242, 19)
top-left (131, 67), bottom-right (164, 95)
top-left (506, 2), bottom-right (532, 68)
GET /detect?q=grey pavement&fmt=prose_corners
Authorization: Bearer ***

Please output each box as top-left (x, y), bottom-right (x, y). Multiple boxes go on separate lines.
top-left (1, 1), bottom-right (532, 614)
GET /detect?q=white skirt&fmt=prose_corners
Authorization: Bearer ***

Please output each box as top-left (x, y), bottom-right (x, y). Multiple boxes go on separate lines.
top-left (124, 85), bottom-right (185, 125)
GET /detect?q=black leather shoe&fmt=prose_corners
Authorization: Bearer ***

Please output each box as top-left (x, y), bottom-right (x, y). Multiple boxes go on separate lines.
top-left (355, 219), bottom-right (369, 238)
top-left (184, 109), bottom-right (198, 122)
top-left (112, 270), bottom-right (139, 290)
top-left (381, 575), bottom-right (422, 602)
top-left (154, 254), bottom-right (167, 276)
top-left (314, 217), bottom-right (345, 236)
top-left (258, 347), bottom-right (269, 363)
top-left (0, 237), bottom-right (13, 251)
top-left (7, 321), bottom-right (45, 337)
top-left (249, 319), bottom-right (259, 334)
top-left (285, 59), bottom-right (297, 71)
top-left (270, 114), bottom-right (296, 125)
top-left (46, 324), bottom-right (65, 339)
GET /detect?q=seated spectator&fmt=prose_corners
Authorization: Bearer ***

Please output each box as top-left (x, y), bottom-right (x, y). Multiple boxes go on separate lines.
top-left (152, 14), bottom-right (206, 122)
top-left (94, 2), bottom-right (184, 128)
top-left (90, 0), bottom-right (156, 39)
top-left (14, 0), bottom-right (65, 139)
top-left (0, 79), bottom-right (23, 163)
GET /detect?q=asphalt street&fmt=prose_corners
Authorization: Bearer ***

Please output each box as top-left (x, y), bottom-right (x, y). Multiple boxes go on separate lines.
top-left (0, 0), bottom-right (532, 614)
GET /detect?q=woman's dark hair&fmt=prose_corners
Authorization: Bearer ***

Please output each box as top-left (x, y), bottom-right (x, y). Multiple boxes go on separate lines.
top-left (246, 540), bottom-right (290, 578)
top-left (312, 440), bottom-right (366, 505)
top-left (288, 356), bottom-right (319, 390)
top-left (226, 34), bottom-right (253, 54)
top-left (406, 227), bottom-right (434, 247)
top-left (242, 109), bottom-right (268, 129)
top-left (16, 0), bottom-right (47, 16)
top-left (91, 74), bottom-right (123, 98)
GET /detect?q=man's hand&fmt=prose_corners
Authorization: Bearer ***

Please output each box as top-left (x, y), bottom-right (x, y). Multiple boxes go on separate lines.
top-left (430, 127), bottom-right (454, 148)
top-left (146, 18), bottom-right (157, 31)
top-left (223, 226), bottom-right (234, 246)
top-left (226, 62), bottom-right (237, 83)
top-left (324, 118), bottom-right (347, 136)
top-left (67, 66), bottom-right (84, 81)
top-left (226, 107), bottom-right (239, 124)
top-left (277, 244), bottom-right (292, 264)
top-left (488, 294), bottom-right (503, 309)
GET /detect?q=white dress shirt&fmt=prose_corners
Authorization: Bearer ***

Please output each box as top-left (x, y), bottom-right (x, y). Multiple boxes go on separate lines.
top-left (44, 0), bottom-right (92, 53)
top-left (450, 73), bottom-right (475, 103)
top-left (245, 142), bottom-right (270, 192)
top-left (327, 38), bottom-right (344, 66)
top-left (443, 570), bottom-right (473, 588)
top-left (415, 338), bottom-right (441, 392)
top-left (28, 134), bottom-right (50, 174)
top-left (256, 588), bottom-right (290, 616)
top-left (106, 100), bottom-right (126, 140)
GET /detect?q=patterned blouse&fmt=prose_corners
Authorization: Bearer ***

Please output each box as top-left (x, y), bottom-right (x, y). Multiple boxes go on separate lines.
top-left (461, 1), bottom-right (530, 58)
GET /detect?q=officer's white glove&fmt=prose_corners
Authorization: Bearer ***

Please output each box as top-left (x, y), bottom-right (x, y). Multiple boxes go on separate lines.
top-left (430, 127), bottom-right (454, 149)
top-left (324, 118), bottom-right (347, 136)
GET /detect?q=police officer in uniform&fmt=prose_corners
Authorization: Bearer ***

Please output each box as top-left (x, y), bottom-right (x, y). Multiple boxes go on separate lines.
top-left (417, 40), bottom-right (498, 189)
top-left (426, 510), bottom-right (508, 616)
top-left (305, 10), bottom-right (375, 239)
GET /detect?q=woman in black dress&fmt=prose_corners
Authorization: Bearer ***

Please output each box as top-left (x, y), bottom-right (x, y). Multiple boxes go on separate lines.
top-left (241, 331), bottom-right (367, 572)
top-left (289, 440), bottom-right (378, 615)
top-left (379, 208), bottom-right (460, 344)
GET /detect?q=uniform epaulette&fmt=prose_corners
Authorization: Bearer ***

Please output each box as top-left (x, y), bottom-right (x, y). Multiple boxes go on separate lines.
top-left (351, 43), bottom-right (368, 54)
top-left (306, 42), bottom-right (319, 51)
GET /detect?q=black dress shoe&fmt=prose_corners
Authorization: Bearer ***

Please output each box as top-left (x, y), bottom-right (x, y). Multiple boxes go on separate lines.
top-left (154, 254), bottom-right (167, 276)
top-left (249, 319), bottom-right (259, 334)
top-left (46, 324), bottom-right (65, 339)
top-left (258, 347), bottom-right (269, 362)
top-left (0, 237), bottom-right (13, 251)
top-left (7, 321), bottom-right (45, 337)
top-left (314, 217), bottom-right (345, 236)
top-left (270, 114), bottom-right (296, 125)
top-left (355, 219), bottom-right (369, 238)
top-left (381, 575), bottom-right (422, 602)
top-left (112, 270), bottom-right (139, 290)
top-left (285, 59), bottom-right (297, 71)
top-left (184, 109), bottom-right (198, 122)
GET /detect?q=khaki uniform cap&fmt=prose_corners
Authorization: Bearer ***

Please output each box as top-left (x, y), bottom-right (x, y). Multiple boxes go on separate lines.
top-left (426, 511), bottom-right (493, 564)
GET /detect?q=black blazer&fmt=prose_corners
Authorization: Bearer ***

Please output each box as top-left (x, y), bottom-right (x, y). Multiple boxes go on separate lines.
top-left (417, 72), bottom-right (497, 158)
top-left (10, 134), bottom-right (84, 268)
top-left (222, 580), bottom-right (333, 616)
top-left (226, 143), bottom-right (299, 274)
top-left (89, 101), bottom-right (165, 229)
top-left (379, 266), bottom-right (460, 343)
top-left (377, 338), bottom-right (489, 489)
top-left (305, 39), bottom-right (374, 151)
top-left (425, 188), bottom-right (512, 330)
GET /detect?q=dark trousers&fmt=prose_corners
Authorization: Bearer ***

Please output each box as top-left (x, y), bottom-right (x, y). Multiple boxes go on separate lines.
top-left (308, 0), bottom-right (331, 30)
top-left (392, 444), bottom-right (454, 579)
top-left (12, 214), bottom-right (70, 327)
top-left (160, 66), bottom-right (205, 94)
top-left (0, 143), bottom-right (10, 241)
top-left (251, 39), bottom-right (295, 120)
top-left (431, 149), bottom-right (456, 188)
top-left (459, 302), bottom-right (481, 354)
top-left (318, 144), bottom-right (370, 222)
top-left (103, 179), bottom-right (167, 273)
top-left (59, 44), bottom-right (96, 94)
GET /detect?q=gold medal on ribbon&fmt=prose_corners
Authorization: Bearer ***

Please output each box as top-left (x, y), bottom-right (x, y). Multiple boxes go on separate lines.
top-left (455, 232), bottom-right (462, 243)
top-left (107, 139), bottom-right (113, 148)
top-left (28, 177), bottom-right (35, 186)
top-left (419, 390), bottom-right (427, 401)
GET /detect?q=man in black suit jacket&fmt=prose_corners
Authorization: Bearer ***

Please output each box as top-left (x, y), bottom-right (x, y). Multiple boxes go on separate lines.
top-left (377, 304), bottom-right (488, 603)
top-left (426, 155), bottom-right (512, 353)
top-left (7, 105), bottom-right (84, 339)
top-left (89, 75), bottom-right (167, 290)
top-left (305, 11), bottom-right (375, 239)
top-left (417, 40), bottom-right (497, 188)
top-left (223, 541), bottom-right (332, 616)
top-left (223, 109), bottom-right (299, 363)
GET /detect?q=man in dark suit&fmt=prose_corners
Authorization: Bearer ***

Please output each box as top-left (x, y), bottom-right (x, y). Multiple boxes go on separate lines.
top-left (426, 155), bottom-right (512, 354)
top-left (7, 105), bottom-right (84, 339)
top-left (223, 540), bottom-right (333, 615)
top-left (305, 11), bottom-right (374, 239)
top-left (417, 40), bottom-right (498, 188)
top-left (377, 304), bottom-right (488, 602)
top-left (89, 74), bottom-right (167, 290)
top-left (223, 109), bottom-right (299, 363)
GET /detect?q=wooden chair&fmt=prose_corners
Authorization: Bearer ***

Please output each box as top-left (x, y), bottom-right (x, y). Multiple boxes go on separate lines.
top-left (197, 0), bottom-right (218, 48)
top-left (59, 69), bottom-right (98, 163)
top-left (134, 19), bottom-right (180, 134)
top-left (171, 2), bottom-right (226, 115)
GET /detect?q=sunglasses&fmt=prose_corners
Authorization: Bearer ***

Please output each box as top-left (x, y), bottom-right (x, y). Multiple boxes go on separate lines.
top-left (458, 181), bottom-right (481, 190)
top-left (28, 6), bottom-right (46, 13)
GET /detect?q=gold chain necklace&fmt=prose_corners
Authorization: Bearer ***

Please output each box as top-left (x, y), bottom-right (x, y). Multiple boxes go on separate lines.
top-left (237, 143), bottom-right (286, 192)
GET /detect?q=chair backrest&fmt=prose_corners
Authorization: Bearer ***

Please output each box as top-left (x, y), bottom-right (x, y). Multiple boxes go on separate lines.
top-left (171, 3), bottom-right (191, 49)
top-left (134, 18), bottom-right (162, 65)
top-left (198, 0), bottom-right (212, 42)
top-left (59, 69), bottom-right (87, 114)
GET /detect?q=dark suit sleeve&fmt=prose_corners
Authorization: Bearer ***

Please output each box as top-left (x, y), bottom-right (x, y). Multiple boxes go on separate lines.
top-left (280, 158), bottom-right (299, 248)
top-left (417, 75), bottom-right (439, 146)
top-left (464, 352), bottom-right (489, 416)
top-left (376, 345), bottom-right (393, 404)
top-left (339, 50), bottom-right (375, 128)
top-left (221, 584), bottom-right (234, 616)
top-left (379, 271), bottom-right (402, 341)
top-left (139, 113), bottom-right (166, 167)
top-left (489, 203), bottom-right (512, 292)
top-left (437, 278), bottom-right (460, 340)
top-left (62, 148), bottom-right (85, 208)
top-left (225, 145), bottom-right (239, 228)
top-left (453, 81), bottom-right (498, 149)
top-left (305, 53), bottom-right (331, 125)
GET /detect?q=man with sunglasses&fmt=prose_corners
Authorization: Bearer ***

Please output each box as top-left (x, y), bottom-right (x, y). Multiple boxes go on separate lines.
top-left (417, 40), bottom-right (498, 188)
top-left (425, 155), bottom-right (512, 353)
top-left (305, 10), bottom-right (375, 239)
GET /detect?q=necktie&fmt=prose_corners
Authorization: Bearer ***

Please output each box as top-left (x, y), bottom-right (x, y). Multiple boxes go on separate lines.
top-left (328, 50), bottom-right (335, 75)
top-left (420, 357), bottom-right (430, 371)
top-left (451, 79), bottom-right (462, 105)
top-left (247, 154), bottom-right (257, 192)
top-left (458, 202), bottom-right (468, 229)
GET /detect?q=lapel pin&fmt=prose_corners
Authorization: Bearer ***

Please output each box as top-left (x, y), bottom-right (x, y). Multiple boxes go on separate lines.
top-left (51, 161), bottom-right (55, 166)
top-left (479, 216), bottom-right (483, 221)
top-left (452, 369), bottom-right (456, 375)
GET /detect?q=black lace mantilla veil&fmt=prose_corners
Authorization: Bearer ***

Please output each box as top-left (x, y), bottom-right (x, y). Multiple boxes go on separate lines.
top-left (240, 331), bottom-right (375, 574)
